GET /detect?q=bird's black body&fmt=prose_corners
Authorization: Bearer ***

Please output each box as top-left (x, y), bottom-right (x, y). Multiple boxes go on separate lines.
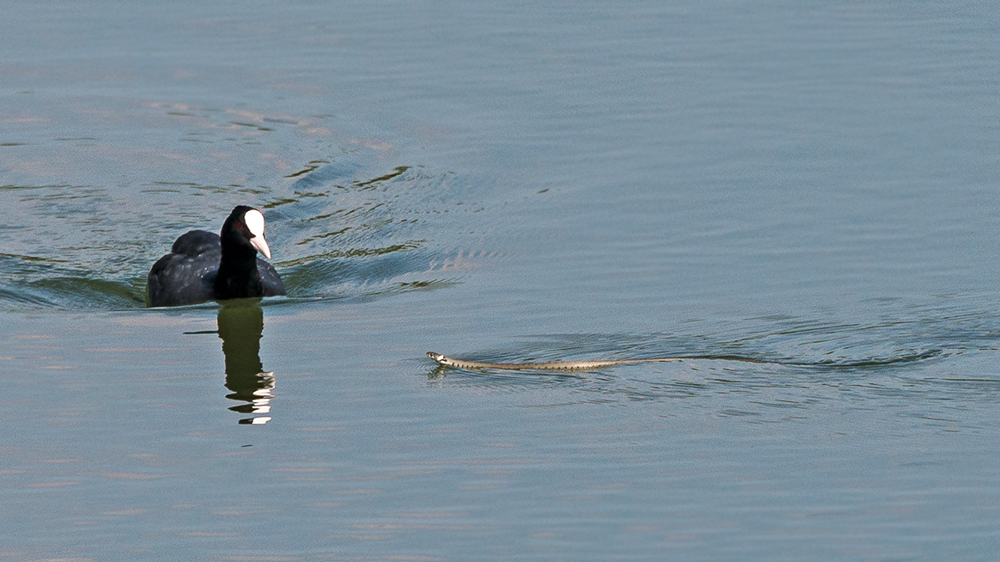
top-left (147, 206), bottom-right (285, 307)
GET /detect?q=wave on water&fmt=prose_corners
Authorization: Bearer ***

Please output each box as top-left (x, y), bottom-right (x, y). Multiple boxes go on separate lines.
top-left (0, 158), bottom-right (493, 312)
top-left (0, 253), bottom-right (148, 309)
top-left (424, 321), bottom-right (997, 401)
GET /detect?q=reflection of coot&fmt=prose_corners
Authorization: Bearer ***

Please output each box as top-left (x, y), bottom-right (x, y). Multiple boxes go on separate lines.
top-left (147, 205), bottom-right (285, 307)
top-left (217, 301), bottom-right (275, 424)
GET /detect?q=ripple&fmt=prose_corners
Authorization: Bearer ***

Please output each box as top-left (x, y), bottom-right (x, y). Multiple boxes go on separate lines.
top-left (0, 155), bottom-right (493, 311)
top-left (422, 327), bottom-right (982, 412)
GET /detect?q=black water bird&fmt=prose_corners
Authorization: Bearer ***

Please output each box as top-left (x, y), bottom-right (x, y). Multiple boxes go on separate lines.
top-left (147, 205), bottom-right (285, 307)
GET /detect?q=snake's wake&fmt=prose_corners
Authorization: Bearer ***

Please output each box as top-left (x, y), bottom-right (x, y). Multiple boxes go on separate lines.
top-left (429, 352), bottom-right (692, 371)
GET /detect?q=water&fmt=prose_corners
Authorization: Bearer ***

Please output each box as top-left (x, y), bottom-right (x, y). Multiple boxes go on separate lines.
top-left (3, 1), bottom-right (1000, 559)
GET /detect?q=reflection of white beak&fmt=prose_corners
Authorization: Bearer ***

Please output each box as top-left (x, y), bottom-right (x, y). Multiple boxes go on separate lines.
top-left (250, 235), bottom-right (272, 260)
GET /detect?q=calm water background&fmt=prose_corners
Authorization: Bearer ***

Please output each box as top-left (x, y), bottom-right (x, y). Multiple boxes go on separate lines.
top-left (3, 1), bottom-right (1000, 560)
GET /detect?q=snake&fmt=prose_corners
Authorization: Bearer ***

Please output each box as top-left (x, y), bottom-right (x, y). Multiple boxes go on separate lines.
top-left (427, 352), bottom-right (684, 371)
top-left (427, 352), bottom-right (770, 371)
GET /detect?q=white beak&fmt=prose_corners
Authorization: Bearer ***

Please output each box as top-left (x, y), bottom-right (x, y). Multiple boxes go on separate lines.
top-left (243, 208), bottom-right (271, 259)
top-left (250, 235), bottom-right (271, 259)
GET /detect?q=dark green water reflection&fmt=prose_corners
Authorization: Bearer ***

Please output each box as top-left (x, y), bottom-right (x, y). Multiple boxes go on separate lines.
top-left (216, 301), bottom-right (274, 425)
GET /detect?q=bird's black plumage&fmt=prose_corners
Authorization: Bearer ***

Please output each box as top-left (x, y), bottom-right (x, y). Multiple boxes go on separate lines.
top-left (147, 206), bottom-right (285, 307)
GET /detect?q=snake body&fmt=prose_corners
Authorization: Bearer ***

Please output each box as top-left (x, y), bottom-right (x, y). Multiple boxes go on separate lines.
top-left (427, 352), bottom-right (686, 371)
top-left (429, 348), bottom-right (939, 372)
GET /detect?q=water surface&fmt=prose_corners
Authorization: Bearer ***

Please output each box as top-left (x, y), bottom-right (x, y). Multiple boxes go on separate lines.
top-left (3, 1), bottom-right (1000, 560)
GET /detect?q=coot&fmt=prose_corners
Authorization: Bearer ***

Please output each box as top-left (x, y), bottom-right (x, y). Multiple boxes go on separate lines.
top-left (147, 205), bottom-right (286, 307)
